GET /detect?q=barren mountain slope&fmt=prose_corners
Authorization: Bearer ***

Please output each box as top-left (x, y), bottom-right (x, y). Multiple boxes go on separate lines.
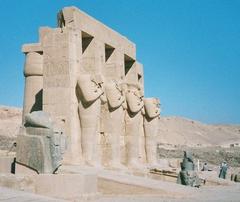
top-left (157, 117), bottom-right (240, 147)
top-left (0, 106), bottom-right (22, 150)
top-left (0, 106), bottom-right (240, 149)
top-left (0, 106), bottom-right (21, 136)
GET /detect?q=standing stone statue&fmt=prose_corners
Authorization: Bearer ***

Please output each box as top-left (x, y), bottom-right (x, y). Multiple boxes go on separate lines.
top-left (104, 80), bottom-right (126, 168)
top-left (177, 151), bottom-right (200, 187)
top-left (16, 111), bottom-right (66, 173)
top-left (125, 83), bottom-right (144, 169)
top-left (77, 74), bottom-right (104, 166)
top-left (143, 98), bottom-right (160, 167)
top-left (57, 10), bottom-right (65, 28)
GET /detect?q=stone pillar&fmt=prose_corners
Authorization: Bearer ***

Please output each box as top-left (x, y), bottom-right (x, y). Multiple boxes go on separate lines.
top-left (103, 80), bottom-right (125, 168)
top-left (42, 27), bottom-right (82, 165)
top-left (77, 74), bottom-right (103, 166)
top-left (99, 45), bottom-right (126, 168)
top-left (125, 84), bottom-right (144, 169)
top-left (79, 35), bottom-right (105, 167)
top-left (143, 98), bottom-right (160, 167)
top-left (23, 51), bottom-right (43, 122)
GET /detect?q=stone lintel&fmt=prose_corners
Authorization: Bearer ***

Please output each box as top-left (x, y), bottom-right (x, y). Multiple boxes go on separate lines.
top-left (22, 43), bottom-right (42, 54)
top-left (63, 6), bottom-right (136, 59)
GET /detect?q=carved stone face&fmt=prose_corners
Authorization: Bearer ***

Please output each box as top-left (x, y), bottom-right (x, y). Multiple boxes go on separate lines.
top-left (143, 98), bottom-right (160, 119)
top-left (105, 80), bottom-right (124, 109)
top-left (77, 74), bottom-right (104, 103)
top-left (125, 85), bottom-right (144, 114)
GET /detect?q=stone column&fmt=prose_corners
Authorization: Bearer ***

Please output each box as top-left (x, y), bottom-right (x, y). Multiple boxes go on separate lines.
top-left (22, 51), bottom-right (43, 122)
top-left (125, 84), bottom-right (144, 169)
top-left (104, 80), bottom-right (125, 168)
top-left (42, 27), bottom-right (82, 165)
top-left (79, 36), bottom-right (105, 167)
top-left (77, 74), bottom-right (103, 166)
top-left (143, 98), bottom-right (160, 167)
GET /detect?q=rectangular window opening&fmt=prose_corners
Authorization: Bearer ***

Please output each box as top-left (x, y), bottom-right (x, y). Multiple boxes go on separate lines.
top-left (81, 31), bottom-right (94, 53)
top-left (124, 54), bottom-right (135, 75)
top-left (105, 44), bottom-right (115, 62)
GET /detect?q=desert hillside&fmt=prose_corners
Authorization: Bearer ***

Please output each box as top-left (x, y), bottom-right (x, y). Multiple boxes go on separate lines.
top-left (0, 106), bottom-right (21, 150)
top-left (0, 106), bottom-right (240, 149)
top-left (157, 117), bottom-right (240, 147)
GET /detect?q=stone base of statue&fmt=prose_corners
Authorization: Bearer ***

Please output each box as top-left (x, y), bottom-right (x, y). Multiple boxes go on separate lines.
top-left (231, 173), bottom-right (240, 182)
top-left (16, 111), bottom-right (66, 174)
top-left (0, 172), bottom-right (98, 201)
top-left (177, 170), bottom-right (201, 187)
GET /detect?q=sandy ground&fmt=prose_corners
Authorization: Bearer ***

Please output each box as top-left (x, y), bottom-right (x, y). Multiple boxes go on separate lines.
top-left (0, 186), bottom-right (68, 202)
top-left (0, 106), bottom-right (240, 202)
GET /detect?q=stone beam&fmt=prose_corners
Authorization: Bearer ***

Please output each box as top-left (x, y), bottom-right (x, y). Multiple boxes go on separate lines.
top-left (62, 6), bottom-right (136, 59)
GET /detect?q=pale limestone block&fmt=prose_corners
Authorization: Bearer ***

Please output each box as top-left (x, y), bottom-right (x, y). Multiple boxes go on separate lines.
top-left (43, 75), bottom-right (70, 88)
top-left (43, 87), bottom-right (71, 105)
top-left (0, 173), bottom-right (97, 200)
top-left (104, 49), bottom-right (125, 81)
top-left (78, 98), bottom-right (101, 166)
top-left (81, 38), bottom-right (105, 74)
top-left (0, 157), bottom-right (15, 174)
top-left (43, 61), bottom-right (70, 76)
top-left (101, 80), bottom-right (126, 168)
top-left (22, 43), bottom-right (42, 53)
top-left (39, 27), bottom-right (52, 44)
top-left (42, 103), bottom-right (82, 165)
top-left (25, 111), bottom-right (53, 129)
top-left (35, 173), bottom-right (97, 199)
top-left (16, 112), bottom-right (66, 174)
top-left (77, 74), bottom-right (103, 166)
top-left (15, 163), bottom-right (38, 175)
top-left (43, 103), bottom-right (71, 117)
top-left (68, 6), bottom-right (136, 58)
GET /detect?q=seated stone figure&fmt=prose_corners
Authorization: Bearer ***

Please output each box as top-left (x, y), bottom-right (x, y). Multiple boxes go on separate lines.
top-left (177, 151), bottom-right (200, 187)
top-left (16, 111), bottom-right (66, 173)
top-left (182, 151), bottom-right (194, 171)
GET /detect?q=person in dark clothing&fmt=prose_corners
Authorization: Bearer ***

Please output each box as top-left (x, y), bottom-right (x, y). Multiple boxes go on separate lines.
top-left (219, 161), bottom-right (228, 179)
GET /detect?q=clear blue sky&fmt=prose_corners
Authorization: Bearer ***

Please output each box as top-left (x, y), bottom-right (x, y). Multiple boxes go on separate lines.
top-left (0, 0), bottom-right (239, 124)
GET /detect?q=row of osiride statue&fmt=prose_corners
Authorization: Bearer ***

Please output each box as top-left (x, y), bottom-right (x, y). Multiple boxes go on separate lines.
top-left (17, 71), bottom-right (160, 173)
top-left (77, 74), bottom-right (160, 169)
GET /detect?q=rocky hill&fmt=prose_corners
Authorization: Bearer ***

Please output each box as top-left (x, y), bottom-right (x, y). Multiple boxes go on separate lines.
top-left (0, 106), bottom-right (240, 150)
top-left (157, 117), bottom-right (240, 147)
top-left (0, 106), bottom-right (22, 150)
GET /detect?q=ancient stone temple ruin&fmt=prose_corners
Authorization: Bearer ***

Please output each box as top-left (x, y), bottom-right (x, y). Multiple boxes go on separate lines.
top-left (17, 6), bottom-right (161, 172)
